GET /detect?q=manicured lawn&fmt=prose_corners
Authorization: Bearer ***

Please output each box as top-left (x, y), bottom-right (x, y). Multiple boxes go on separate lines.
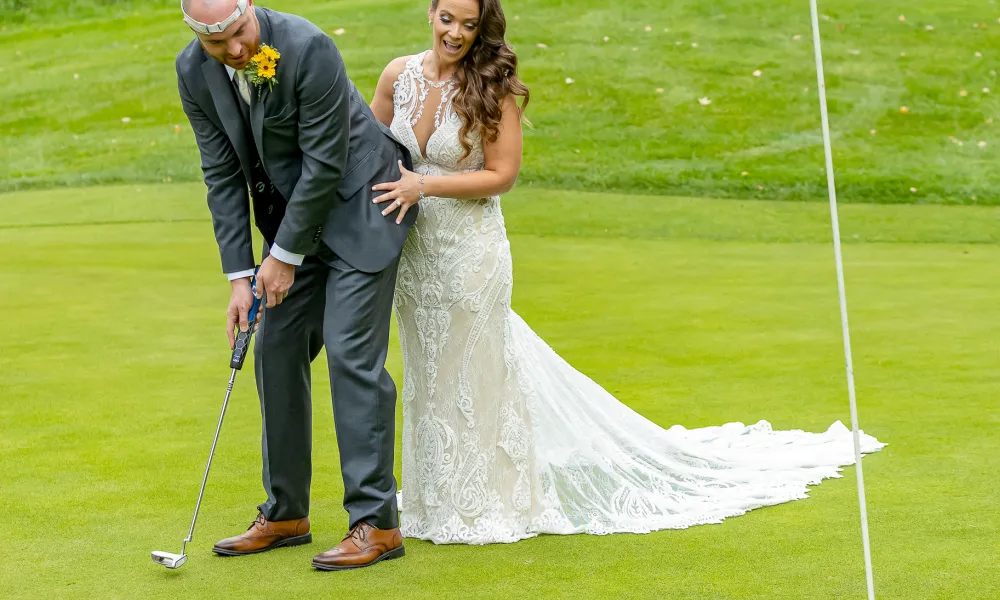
top-left (2, 0), bottom-right (999, 202)
top-left (1, 184), bottom-right (997, 598)
top-left (2, 0), bottom-right (997, 596)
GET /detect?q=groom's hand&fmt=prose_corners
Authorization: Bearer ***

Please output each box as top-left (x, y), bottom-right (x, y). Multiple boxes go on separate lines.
top-left (257, 255), bottom-right (295, 309)
top-left (227, 278), bottom-right (256, 350)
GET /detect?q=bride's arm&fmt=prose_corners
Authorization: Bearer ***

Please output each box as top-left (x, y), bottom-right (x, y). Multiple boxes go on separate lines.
top-left (369, 56), bottom-right (409, 127)
top-left (421, 95), bottom-right (524, 199)
top-left (373, 95), bottom-right (524, 223)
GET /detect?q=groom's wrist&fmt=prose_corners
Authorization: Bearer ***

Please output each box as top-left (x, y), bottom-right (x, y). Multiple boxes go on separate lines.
top-left (229, 276), bottom-right (252, 291)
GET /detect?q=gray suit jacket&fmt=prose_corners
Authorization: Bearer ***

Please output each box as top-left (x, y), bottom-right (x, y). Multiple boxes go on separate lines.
top-left (175, 7), bottom-right (415, 274)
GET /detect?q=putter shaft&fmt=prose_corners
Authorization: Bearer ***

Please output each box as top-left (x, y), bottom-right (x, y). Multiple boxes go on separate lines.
top-left (155, 273), bottom-right (261, 566)
top-left (181, 368), bottom-right (238, 556)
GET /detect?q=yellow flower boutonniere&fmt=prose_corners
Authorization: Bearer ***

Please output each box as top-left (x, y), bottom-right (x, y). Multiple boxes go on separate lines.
top-left (246, 43), bottom-right (281, 99)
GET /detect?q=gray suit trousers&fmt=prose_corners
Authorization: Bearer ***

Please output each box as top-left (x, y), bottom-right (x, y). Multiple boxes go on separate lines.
top-left (254, 247), bottom-right (399, 530)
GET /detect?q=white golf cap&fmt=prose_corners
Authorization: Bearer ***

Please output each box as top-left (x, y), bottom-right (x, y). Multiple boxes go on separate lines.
top-left (182, 0), bottom-right (249, 35)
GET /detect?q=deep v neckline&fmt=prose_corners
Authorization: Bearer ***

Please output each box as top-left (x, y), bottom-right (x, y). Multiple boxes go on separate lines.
top-left (405, 51), bottom-right (456, 161)
top-left (408, 117), bottom-right (442, 162)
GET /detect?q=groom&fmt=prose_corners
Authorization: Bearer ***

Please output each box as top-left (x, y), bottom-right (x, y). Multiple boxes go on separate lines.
top-left (175, 0), bottom-right (415, 570)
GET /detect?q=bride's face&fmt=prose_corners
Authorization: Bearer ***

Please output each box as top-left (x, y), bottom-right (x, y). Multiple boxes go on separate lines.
top-left (428, 0), bottom-right (480, 66)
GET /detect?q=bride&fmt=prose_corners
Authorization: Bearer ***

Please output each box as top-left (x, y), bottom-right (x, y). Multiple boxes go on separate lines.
top-left (369, 0), bottom-right (885, 545)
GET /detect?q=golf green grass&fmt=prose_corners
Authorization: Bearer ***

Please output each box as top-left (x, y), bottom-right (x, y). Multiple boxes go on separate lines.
top-left (2, 0), bottom-right (1000, 202)
top-left (2, 184), bottom-right (998, 598)
top-left (3, 0), bottom-right (999, 596)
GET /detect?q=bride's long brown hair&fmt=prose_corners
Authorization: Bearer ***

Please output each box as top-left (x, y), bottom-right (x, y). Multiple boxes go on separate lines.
top-left (432, 0), bottom-right (530, 161)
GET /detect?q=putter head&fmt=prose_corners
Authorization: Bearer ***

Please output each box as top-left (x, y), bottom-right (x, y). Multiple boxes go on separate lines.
top-left (151, 551), bottom-right (188, 569)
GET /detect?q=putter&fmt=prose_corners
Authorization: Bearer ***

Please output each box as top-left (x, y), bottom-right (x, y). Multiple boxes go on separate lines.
top-left (152, 272), bottom-right (264, 569)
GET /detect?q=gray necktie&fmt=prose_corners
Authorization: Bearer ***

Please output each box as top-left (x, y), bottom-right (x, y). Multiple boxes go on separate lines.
top-left (233, 70), bottom-right (251, 105)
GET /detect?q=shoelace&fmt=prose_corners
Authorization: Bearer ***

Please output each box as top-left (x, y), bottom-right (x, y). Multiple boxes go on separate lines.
top-left (344, 522), bottom-right (370, 545)
top-left (247, 512), bottom-right (267, 531)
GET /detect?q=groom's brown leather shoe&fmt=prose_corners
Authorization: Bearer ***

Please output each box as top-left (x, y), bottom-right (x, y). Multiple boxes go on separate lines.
top-left (212, 512), bottom-right (312, 556)
top-left (311, 522), bottom-right (405, 571)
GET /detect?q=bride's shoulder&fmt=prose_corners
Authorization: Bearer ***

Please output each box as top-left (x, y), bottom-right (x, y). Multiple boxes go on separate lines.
top-left (379, 55), bottom-right (416, 83)
top-left (374, 55), bottom-right (415, 104)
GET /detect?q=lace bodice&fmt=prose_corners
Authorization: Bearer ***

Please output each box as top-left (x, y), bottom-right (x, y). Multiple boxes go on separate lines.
top-left (390, 51), bottom-right (485, 174)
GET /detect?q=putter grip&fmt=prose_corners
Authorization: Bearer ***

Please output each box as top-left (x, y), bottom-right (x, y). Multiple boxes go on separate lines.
top-left (230, 276), bottom-right (263, 370)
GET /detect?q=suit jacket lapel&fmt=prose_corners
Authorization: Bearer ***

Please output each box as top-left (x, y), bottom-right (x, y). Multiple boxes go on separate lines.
top-left (250, 8), bottom-right (273, 161)
top-left (202, 59), bottom-right (253, 181)
top-left (251, 88), bottom-right (266, 162)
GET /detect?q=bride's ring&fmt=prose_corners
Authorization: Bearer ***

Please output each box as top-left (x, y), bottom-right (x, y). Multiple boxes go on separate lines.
top-left (395, 199), bottom-right (402, 207)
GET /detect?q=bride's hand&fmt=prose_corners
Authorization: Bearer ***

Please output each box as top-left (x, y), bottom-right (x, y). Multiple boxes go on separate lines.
top-left (372, 161), bottom-right (423, 225)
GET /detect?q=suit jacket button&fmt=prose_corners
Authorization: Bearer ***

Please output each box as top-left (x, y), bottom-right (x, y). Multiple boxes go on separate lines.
top-left (268, 204), bottom-right (273, 214)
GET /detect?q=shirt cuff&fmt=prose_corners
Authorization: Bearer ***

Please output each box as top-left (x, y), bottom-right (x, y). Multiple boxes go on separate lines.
top-left (226, 269), bottom-right (256, 281)
top-left (269, 244), bottom-right (305, 266)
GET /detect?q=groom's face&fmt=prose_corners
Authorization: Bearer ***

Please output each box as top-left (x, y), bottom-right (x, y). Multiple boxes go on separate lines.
top-left (195, 4), bottom-right (260, 70)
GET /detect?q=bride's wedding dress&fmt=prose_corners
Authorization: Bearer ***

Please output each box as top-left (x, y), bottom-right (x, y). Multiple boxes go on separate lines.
top-left (389, 51), bottom-right (885, 545)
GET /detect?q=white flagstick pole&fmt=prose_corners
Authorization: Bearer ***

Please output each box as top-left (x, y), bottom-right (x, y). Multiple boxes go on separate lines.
top-left (808, 2), bottom-right (877, 599)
